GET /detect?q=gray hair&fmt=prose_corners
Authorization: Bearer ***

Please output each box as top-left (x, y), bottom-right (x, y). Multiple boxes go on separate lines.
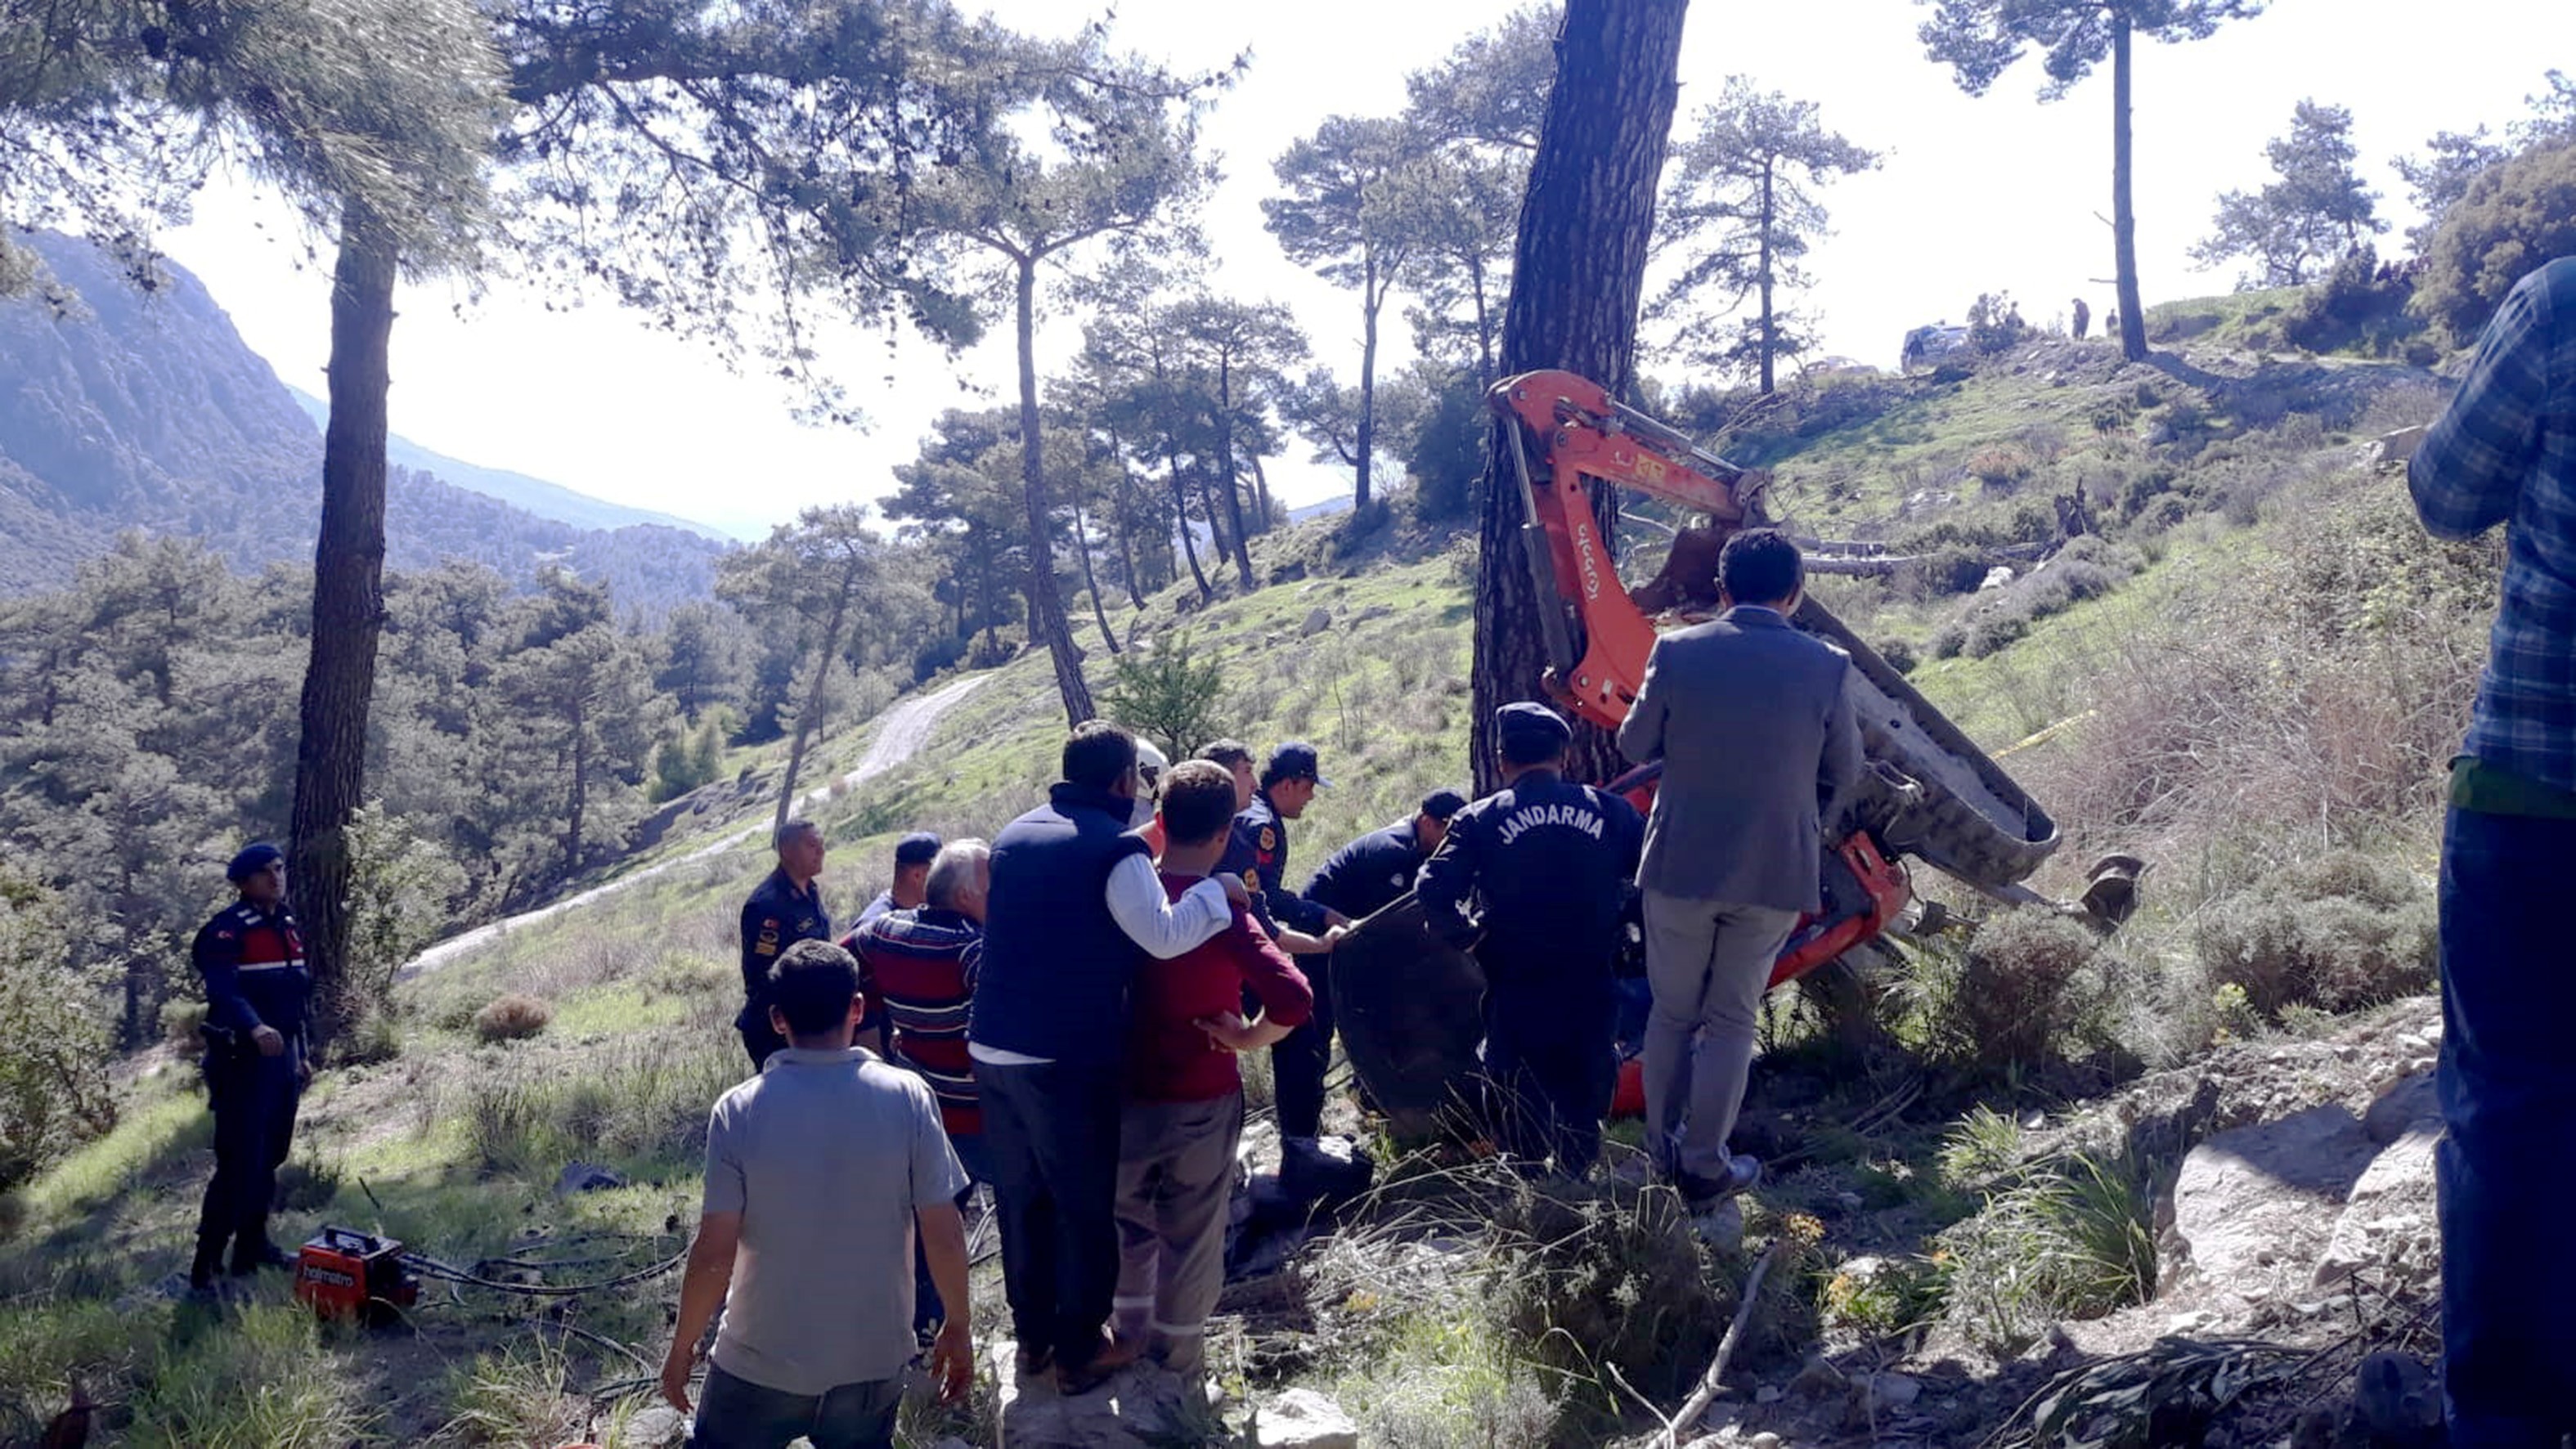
top-left (774, 818), bottom-right (823, 851)
top-left (924, 839), bottom-right (991, 910)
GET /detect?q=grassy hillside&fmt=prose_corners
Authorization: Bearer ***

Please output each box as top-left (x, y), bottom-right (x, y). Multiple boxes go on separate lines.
top-left (0, 313), bottom-right (2492, 1447)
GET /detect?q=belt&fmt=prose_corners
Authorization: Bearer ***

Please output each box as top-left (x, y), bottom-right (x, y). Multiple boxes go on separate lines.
top-left (235, 958), bottom-right (307, 973)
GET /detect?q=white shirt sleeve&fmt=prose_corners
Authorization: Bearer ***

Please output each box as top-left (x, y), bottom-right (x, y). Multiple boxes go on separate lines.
top-left (1104, 852), bottom-right (1232, 959)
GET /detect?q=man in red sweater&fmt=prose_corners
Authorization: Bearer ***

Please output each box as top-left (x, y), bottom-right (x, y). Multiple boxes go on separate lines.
top-left (1112, 761), bottom-right (1317, 1375)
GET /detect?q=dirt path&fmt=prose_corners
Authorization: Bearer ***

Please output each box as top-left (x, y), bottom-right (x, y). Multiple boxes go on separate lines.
top-left (399, 672), bottom-right (992, 980)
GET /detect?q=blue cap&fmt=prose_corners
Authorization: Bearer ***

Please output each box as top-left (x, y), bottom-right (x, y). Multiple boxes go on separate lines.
top-left (1495, 702), bottom-right (1571, 750)
top-left (1266, 742), bottom-right (1332, 788)
top-left (226, 842), bottom-right (285, 882)
top-left (1419, 789), bottom-right (1470, 822)
top-left (893, 832), bottom-right (944, 867)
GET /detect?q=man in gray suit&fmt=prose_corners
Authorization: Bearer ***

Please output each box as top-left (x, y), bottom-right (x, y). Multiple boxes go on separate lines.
top-left (1618, 530), bottom-right (1862, 1209)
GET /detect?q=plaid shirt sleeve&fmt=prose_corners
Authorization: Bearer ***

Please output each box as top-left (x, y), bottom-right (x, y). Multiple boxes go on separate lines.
top-left (2411, 273), bottom-right (2553, 541)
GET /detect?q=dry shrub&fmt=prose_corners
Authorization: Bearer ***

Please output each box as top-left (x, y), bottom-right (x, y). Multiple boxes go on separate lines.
top-left (2195, 852), bottom-right (2435, 1017)
top-left (159, 998), bottom-right (208, 1047)
top-left (1487, 1175), bottom-right (1727, 1406)
top-left (472, 994), bottom-right (554, 1043)
top-left (1950, 910), bottom-right (2104, 1070)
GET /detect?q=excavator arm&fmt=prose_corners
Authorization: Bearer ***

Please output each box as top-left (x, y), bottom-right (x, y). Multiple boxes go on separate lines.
top-left (1487, 369), bottom-right (2092, 987)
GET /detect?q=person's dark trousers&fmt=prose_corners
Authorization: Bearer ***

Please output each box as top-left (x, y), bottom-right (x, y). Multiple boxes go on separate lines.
top-left (737, 1018), bottom-right (787, 1073)
top-left (2438, 805), bottom-right (2576, 1447)
top-left (193, 1044), bottom-right (301, 1278)
top-left (692, 1363), bottom-right (898, 1449)
top-left (1272, 969), bottom-right (1335, 1142)
top-left (912, 1133), bottom-right (990, 1339)
top-left (1479, 974), bottom-right (1614, 1179)
top-left (979, 1059), bottom-right (1124, 1371)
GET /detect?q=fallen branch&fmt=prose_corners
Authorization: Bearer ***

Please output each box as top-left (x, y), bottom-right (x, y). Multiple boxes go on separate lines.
top-left (1665, 1243), bottom-right (1782, 1447)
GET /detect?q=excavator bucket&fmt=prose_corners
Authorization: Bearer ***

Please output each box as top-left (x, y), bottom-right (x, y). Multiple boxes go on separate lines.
top-left (1330, 895), bottom-right (1488, 1142)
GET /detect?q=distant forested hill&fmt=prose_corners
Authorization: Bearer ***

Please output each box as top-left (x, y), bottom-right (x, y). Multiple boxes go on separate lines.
top-left (0, 231), bottom-right (726, 614)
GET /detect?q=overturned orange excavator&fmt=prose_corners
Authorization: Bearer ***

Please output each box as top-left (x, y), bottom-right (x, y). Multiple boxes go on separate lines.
top-left (1332, 370), bottom-right (2134, 1136)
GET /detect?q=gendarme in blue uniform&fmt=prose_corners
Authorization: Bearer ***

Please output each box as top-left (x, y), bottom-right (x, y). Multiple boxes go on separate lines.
top-left (1417, 761), bottom-right (1643, 1176)
top-left (1218, 788), bottom-right (1329, 939)
top-left (737, 868), bottom-right (830, 1068)
top-left (190, 846), bottom-right (312, 1285)
top-left (1303, 819), bottom-right (1428, 925)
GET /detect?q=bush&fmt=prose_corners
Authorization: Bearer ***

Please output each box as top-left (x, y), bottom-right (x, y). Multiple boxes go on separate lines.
top-left (1967, 446), bottom-right (2034, 490)
top-left (2282, 246), bottom-right (2424, 356)
top-left (1953, 911), bottom-right (2106, 1070)
top-left (1102, 630), bottom-right (1232, 760)
top-left (472, 994), bottom-right (554, 1043)
top-left (1968, 290), bottom-right (2035, 353)
top-left (2417, 139), bottom-right (2576, 346)
top-left (2196, 852), bottom-right (2436, 1018)
top-left (159, 998), bottom-right (209, 1047)
top-left (649, 717), bottom-right (727, 803)
top-left (0, 872), bottom-right (116, 1192)
top-left (1487, 1175), bottom-right (1729, 1409)
top-left (330, 1007), bottom-right (402, 1067)
top-left (463, 1038), bottom-right (741, 1177)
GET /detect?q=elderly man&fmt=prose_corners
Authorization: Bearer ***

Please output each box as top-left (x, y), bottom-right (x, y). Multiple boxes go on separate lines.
top-left (738, 820), bottom-right (832, 1070)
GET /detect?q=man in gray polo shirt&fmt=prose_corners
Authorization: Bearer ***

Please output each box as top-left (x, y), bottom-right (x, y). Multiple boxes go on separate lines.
top-left (660, 939), bottom-right (972, 1448)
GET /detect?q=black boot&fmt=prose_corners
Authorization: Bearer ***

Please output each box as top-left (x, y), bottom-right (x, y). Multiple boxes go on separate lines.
top-left (189, 1238), bottom-right (228, 1293)
top-left (229, 1238), bottom-right (293, 1276)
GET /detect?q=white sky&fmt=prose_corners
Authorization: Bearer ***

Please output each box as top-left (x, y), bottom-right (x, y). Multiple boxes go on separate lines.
top-left (160, 0), bottom-right (2575, 541)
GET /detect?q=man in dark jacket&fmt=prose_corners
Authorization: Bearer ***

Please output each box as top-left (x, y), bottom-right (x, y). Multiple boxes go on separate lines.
top-left (1220, 742), bottom-right (1350, 1156)
top-left (1304, 789), bottom-right (1469, 925)
top-left (190, 842), bottom-right (311, 1291)
top-left (738, 819), bottom-right (832, 1070)
top-left (1419, 706), bottom-right (1643, 1178)
top-left (969, 723), bottom-right (1244, 1394)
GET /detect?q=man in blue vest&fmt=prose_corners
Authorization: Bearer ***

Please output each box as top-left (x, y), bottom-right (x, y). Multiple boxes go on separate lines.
top-left (189, 842), bottom-right (312, 1293)
top-left (1418, 706), bottom-right (1643, 1178)
top-left (969, 723), bottom-right (1245, 1395)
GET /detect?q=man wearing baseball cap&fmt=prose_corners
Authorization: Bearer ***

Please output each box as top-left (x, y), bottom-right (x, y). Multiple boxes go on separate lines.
top-left (1218, 743), bottom-right (1350, 1165)
top-left (188, 841), bottom-right (312, 1293)
top-left (858, 832), bottom-right (945, 929)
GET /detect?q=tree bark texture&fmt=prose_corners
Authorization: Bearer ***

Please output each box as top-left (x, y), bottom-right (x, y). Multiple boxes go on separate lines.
top-left (771, 576), bottom-right (847, 839)
top-left (2111, 11), bottom-right (2147, 362)
top-left (1070, 491), bottom-right (1121, 655)
top-left (1215, 353), bottom-right (1257, 588)
top-left (1355, 254), bottom-right (1381, 511)
top-left (1470, 0), bottom-right (1689, 796)
top-left (1757, 158), bottom-right (1777, 396)
top-left (1015, 258), bottom-right (1097, 724)
top-left (288, 207), bottom-right (398, 1047)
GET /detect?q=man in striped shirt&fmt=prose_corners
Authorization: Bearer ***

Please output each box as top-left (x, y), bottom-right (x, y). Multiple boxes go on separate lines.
top-left (846, 838), bottom-right (991, 1337)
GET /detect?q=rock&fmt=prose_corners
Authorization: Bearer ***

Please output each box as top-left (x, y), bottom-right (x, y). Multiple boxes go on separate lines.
top-left (1978, 565), bottom-right (2016, 591)
top-left (2363, 1072), bottom-right (2440, 1146)
top-left (1788, 1353), bottom-right (1847, 1400)
top-left (1257, 1388), bottom-right (1358, 1449)
top-left (1299, 607), bottom-right (1333, 637)
top-left (1691, 1197), bottom-right (1745, 1251)
top-left (2165, 1310), bottom-right (2219, 1335)
top-left (2315, 1128), bottom-right (2439, 1285)
top-left (1833, 1191), bottom-right (1865, 1214)
top-left (2354, 1350), bottom-right (2442, 1445)
top-left (1353, 603), bottom-right (1393, 624)
top-left (1755, 1385), bottom-right (1784, 1406)
top-left (990, 1342), bottom-right (1196, 1447)
top-left (1748, 1434), bottom-right (1783, 1449)
top-left (2169, 1104), bottom-right (2376, 1292)
top-left (554, 1161), bottom-right (626, 1196)
top-left (1869, 1373), bottom-right (1923, 1411)
top-left (619, 1405), bottom-right (686, 1448)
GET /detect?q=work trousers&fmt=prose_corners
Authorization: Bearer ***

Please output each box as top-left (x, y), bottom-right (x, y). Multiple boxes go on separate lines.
top-left (1111, 1092), bottom-right (1244, 1375)
top-left (1640, 890), bottom-right (1802, 1187)
top-left (979, 1058), bottom-right (1124, 1372)
top-left (2438, 806), bottom-right (2576, 1447)
top-left (1271, 965), bottom-right (1334, 1141)
top-left (693, 1363), bottom-right (898, 1449)
top-left (1480, 966), bottom-right (1615, 1178)
top-left (195, 1044), bottom-right (301, 1271)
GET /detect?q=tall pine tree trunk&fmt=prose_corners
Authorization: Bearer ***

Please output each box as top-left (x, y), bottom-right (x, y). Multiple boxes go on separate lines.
top-left (1215, 355), bottom-right (1257, 588)
top-left (1757, 158), bottom-right (1778, 396)
top-left (288, 205), bottom-right (397, 1047)
top-left (1070, 490), bottom-right (1122, 654)
top-left (566, 690), bottom-right (589, 873)
top-left (1250, 453), bottom-right (1276, 533)
top-left (2111, 11), bottom-right (2147, 362)
top-left (1470, 0), bottom-right (1689, 796)
top-left (771, 578), bottom-right (847, 837)
top-left (1113, 471), bottom-right (1147, 606)
top-left (1355, 256), bottom-right (1381, 511)
top-left (1014, 256), bottom-right (1096, 724)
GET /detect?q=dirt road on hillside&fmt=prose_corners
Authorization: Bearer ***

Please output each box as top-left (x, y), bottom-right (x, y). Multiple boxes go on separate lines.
top-left (399, 672), bottom-right (992, 979)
